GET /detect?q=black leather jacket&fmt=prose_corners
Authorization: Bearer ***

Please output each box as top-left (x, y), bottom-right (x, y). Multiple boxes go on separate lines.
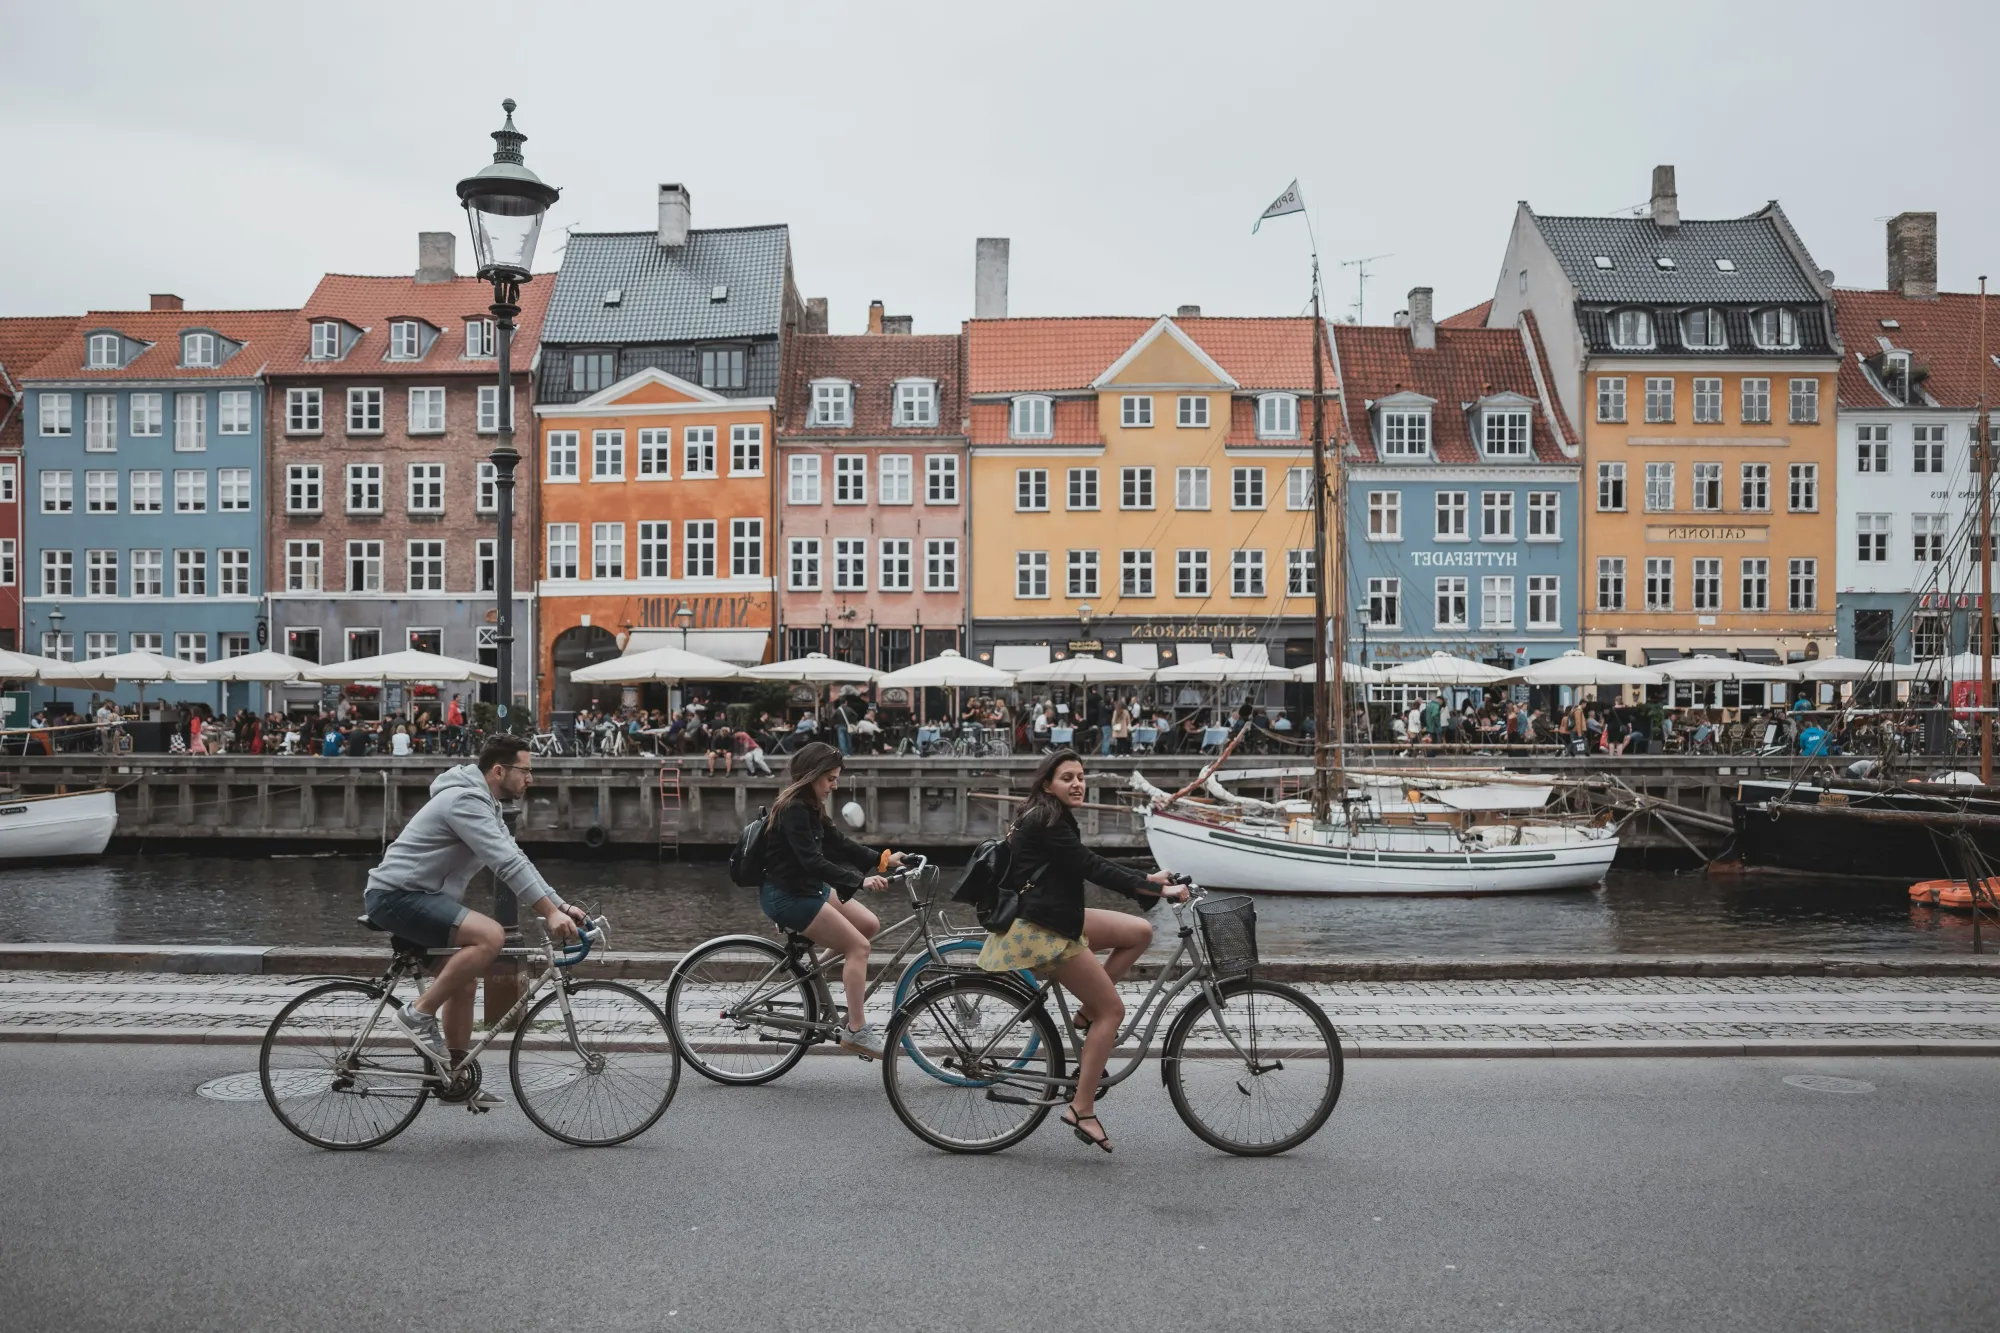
top-left (764, 800), bottom-right (882, 898)
top-left (1007, 804), bottom-right (1153, 940)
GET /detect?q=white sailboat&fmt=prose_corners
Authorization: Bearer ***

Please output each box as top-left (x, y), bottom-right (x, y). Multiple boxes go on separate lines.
top-left (0, 790), bottom-right (118, 862)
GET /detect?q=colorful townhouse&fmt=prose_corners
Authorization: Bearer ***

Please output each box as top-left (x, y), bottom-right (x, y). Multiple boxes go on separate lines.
top-left (21, 298), bottom-right (292, 707)
top-left (1833, 212), bottom-right (2000, 665)
top-left (1486, 165), bottom-right (1842, 704)
top-left (1332, 289), bottom-right (1581, 681)
top-left (965, 310), bottom-right (1329, 675)
top-left (532, 186), bottom-right (802, 714)
top-left (0, 316), bottom-right (77, 663)
top-left (775, 315), bottom-right (966, 669)
top-left (263, 233), bottom-right (548, 717)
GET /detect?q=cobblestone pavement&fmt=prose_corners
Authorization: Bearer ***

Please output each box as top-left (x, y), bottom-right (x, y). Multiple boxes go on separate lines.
top-left (4, 970), bottom-right (1997, 1052)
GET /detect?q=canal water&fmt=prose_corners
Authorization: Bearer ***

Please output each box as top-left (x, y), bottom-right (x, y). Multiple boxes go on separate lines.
top-left (0, 856), bottom-right (1977, 956)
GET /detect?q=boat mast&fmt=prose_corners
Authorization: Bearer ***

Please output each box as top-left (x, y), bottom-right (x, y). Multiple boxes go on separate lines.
top-left (1982, 275), bottom-right (1992, 785)
top-left (1310, 259), bottom-right (1340, 821)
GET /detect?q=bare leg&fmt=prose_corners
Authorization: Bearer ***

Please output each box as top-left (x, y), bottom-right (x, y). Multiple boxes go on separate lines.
top-left (415, 910), bottom-right (503, 1054)
top-left (1049, 950), bottom-right (1124, 1139)
top-left (802, 899), bottom-right (873, 1031)
top-left (1081, 906), bottom-right (1153, 984)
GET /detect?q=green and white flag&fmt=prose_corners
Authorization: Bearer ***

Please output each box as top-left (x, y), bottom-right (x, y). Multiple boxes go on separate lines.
top-left (1253, 180), bottom-right (1304, 233)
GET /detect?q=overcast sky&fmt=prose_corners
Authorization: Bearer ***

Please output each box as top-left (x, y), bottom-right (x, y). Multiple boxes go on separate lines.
top-left (4, 0), bottom-right (1996, 334)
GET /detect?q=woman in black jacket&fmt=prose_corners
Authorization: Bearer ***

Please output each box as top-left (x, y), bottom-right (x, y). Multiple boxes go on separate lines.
top-left (760, 742), bottom-right (903, 1057)
top-left (979, 748), bottom-right (1184, 1152)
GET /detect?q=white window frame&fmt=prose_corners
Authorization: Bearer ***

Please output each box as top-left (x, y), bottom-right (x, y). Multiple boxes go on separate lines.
top-left (1120, 395), bottom-right (1153, 428)
top-left (730, 424), bottom-right (765, 477)
top-left (1611, 309), bottom-right (1654, 350)
top-left (286, 387), bottom-right (322, 434)
top-left (1434, 577), bottom-right (1469, 630)
top-left (1596, 377), bottom-right (1626, 423)
top-left (1913, 424), bottom-right (1947, 474)
top-left (407, 386), bottom-right (446, 434)
top-left (465, 319), bottom-right (495, 359)
top-left (1177, 395), bottom-right (1209, 428)
top-left (40, 469), bottom-right (73, 514)
top-left (1789, 378), bottom-right (1820, 425)
top-left (407, 462), bottom-right (445, 514)
top-left (925, 454), bottom-right (959, 505)
top-left (175, 548), bottom-right (208, 597)
top-left (1120, 466), bottom-right (1154, 511)
top-left (1367, 490), bottom-right (1402, 541)
top-left (1015, 468), bottom-right (1048, 512)
top-left (286, 540), bottom-right (323, 592)
top-left (85, 548), bottom-right (118, 598)
top-left (1175, 549), bottom-right (1209, 598)
top-left (388, 321), bottom-right (422, 360)
top-left (637, 522), bottom-right (671, 580)
top-left (683, 426), bottom-right (717, 478)
top-left (895, 381), bottom-right (937, 427)
top-left (684, 520), bottom-right (718, 578)
top-left (1479, 575), bottom-right (1515, 630)
top-left (1286, 548), bottom-right (1315, 598)
top-left (1381, 410), bottom-right (1430, 458)
top-left (545, 524), bottom-right (579, 580)
top-left (173, 468), bottom-right (207, 514)
top-left (174, 632), bottom-right (209, 664)
top-left (924, 539), bottom-right (959, 592)
top-left (592, 429), bottom-right (625, 481)
top-left (219, 547), bottom-right (252, 598)
top-left (1741, 377), bottom-right (1771, 424)
top-left (310, 322), bottom-right (342, 360)
top-left (1067, 466), bottom-right (1099, 511)
top-left (834, 538), bottom-right (869, 592)
top-left (1175, 466), bottom-right (1209, 510)
top-left (476, 385), bottom-right (516, 433)
top-left (86, 334), bottom-right (120, 369)
top-left (1231, 467), bottom-right (1265, 511)
top-left (346, 539), bottom-right (384, 593)
top-left (1913, 513), bottom-right (1946, 564)
top-left (174, 392), bottom-right (206, 451)
top-left (1527, 491), bottom-right (1560, 541)
top-left (1367, 576), bottom-right (1401, 630)
top-left (84, 469), bottom-right (118, 514)
top-left (788, 454), bottom-right (822, 505)
top-left (131, 549), bottom-right (162, 597)
top-left (787, 537), bottom-right (821, 591)
top-left (1435, 490), bottom-right (1468, 541)
top-left (1644, 377), bottom-right (1674, 424)
top-left (1644, 461), bottom-right (1674, 513)
top-left (1692, 377), bottom-right (1723, 424)
top-left (731, 519), bottom-right (763, 577)
top-left (1741, 463), bottom-right (1770, 512)
top-left (85, 393), bottom-right (116, 451)
top-left (1121, 549), bottom-right (1155, 598)
top-left (1788, 557), bottom-right (1817, 611)
top-left (218, 467), bottom-right (253, 513)
top-left (1788, 463), bottom-right (1818, 513)
top-left (1597, 558), bottom-right (1626, 611)
top-left (1856, 513), bottom-right (1890, 564)
top-left (40, 392), bottom-right (73, 435)
top-left (1597, 461), bottom-right (1626, 512)
top-left (346, 387), bottom-right (383, 435)
top-left (1753, 308), bottom-right (1799, 350)
top-left (1480, 490), bottom-right (1515, 541)
top-left (181, 332), bottom-right (216, 368)
top-left (1691, 461), bottom-right (1722, 512)
top-left (638, 428), bottom-right (671, 479)
top-left (811, 381), bottom-right (853, 428)
top-left (545, 431), bottom-right (579, 482)
top-left (1257, 393), bottom-right (1298, 439)
top-left (1682, 308), bottom-right (1727, 350)
top-left (591, 522), bottom-right (625, 580)
top-left (1742, 558), bottom-right (1769, 612)
top-left (130, 470), bottom-right (163, 514)
top-left (1286, 466), bottom-right (1312, 511)
top-left (1066, 548), bottom-right (1099, 599)
top-left (878, 453), bottom-right (912, 504)
top-left (285, 464), bottom-right (322, 515)
top-left (130, 393), bottom-right (162, 437)
top-left (835, 455), bottom-right (869, 505)
top-left (1230, 548), bottom-right (1265, 598)
top-left (346, 462), bottom-right (383, 514)
top-left (1691, 557), bottom-right (1721, 612)
top-left (218, 389), bottom-right (252, 435)
top-left (1015, 550), bottom-right (1049, 599)
top-left (476, 461), bottom-right (496, 514)
top-left (1526, 575), bottom-right (1559, 630)
top-left (1856, 423), bottom-right (1890, 474)
top-left (1482, 410), bottom-right (1530, 458)
top-left (40, 549), bottom-right (74, 597)
top-left (1010, 396), bottom-right (1052, 439)
top-left (1644, 557), bottom-right (1673, 611)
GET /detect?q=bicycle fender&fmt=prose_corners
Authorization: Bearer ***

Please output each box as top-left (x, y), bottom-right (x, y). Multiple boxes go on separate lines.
top-left (281, 975), bottom-right (395, 994)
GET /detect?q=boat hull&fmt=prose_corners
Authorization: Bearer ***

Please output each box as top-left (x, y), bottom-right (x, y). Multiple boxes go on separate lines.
top-left (1729, 798), bottom-right (2000, 883)
top-left (0, 790), bottom-right (118, 862)
top-left (1144, 809), bottom-right (1618, 895)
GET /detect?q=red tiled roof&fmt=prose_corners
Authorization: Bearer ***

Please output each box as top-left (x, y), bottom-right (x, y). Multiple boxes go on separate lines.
top-left (0, 316), bottom-right (81, 395)
top-left (23, 308), bottom-right (296, 381)
top-left (1439, 299), bottom-right (1493, 329)
top-left (266, 274), bottom-right (552, 378)
top-left (967, 399), bottom-right (1103, 446)
top-left (965, 316), bottom-right (1322, 394)
top-left (1331, 320), bottom-right (1573, 465)
top-left (778, 333), bottom-right (964, 438)
top-left (1832, 288), bottom-right (2000, 408)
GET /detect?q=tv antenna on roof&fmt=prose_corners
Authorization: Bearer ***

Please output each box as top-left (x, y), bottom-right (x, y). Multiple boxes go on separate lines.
top-left (1341, 254), bottom-right (1393, 324)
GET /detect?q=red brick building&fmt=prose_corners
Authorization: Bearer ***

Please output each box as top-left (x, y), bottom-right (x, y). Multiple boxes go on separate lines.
top-left (0, 316), bottom-right (79, 662)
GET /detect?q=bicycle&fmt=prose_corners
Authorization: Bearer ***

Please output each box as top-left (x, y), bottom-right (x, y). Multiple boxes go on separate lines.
top-left (529, 729), bottom-right (566, 758)
top-left (879, 879), bottom-right (1343, 1156)
top-left (260, 914), bottom-right (679, 1150)
top-left (663, 855), bottom-right (1032, 1085)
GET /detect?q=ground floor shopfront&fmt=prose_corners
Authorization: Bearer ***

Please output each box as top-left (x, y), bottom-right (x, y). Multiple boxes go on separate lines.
top-left (538, 588), bottom-right (772, 717)
top-left (972, 614), bottom-right (1316, 715)
top-left (1581, 629), bottom-right (1834, 709)
top-left (268, 593), bottom-right (532, 720)
top-left (23, 595), bottom-right (263, 712)
top-left (1837, 591), bottom-right (1991, 664)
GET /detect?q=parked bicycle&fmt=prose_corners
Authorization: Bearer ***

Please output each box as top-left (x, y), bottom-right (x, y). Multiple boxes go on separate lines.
top-left (663, 855), bottom-right (1030, 1084)
top-left (260, 914), bottom-right (679, 1150)
top-left (879, 879), bottom-right (1342, 1156)
top-left (528, 728), bottom-right (566, 758)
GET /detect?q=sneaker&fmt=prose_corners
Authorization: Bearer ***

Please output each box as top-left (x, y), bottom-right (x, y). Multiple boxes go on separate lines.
top-left (837, 1023), bottom-right (886, 1058)
top-left (395, 1005), bottom-right (449, 1064)
top-left (468, 1088), bottom-right (503, 1113)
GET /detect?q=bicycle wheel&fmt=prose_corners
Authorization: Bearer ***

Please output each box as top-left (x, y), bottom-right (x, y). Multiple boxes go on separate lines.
top-left (894, 939), bottom-right (1042, 1085)
top-left (1162, 978), bottom-right (1342, 1156)
top-left (510, 981), bottom-right (679, 1147)
top-left (881, 974), bottom-right (1063, 1154)
top-left (260, 982), bottom-right (430, 1151)
top-left (667, 936), bottom-right (822, 1085)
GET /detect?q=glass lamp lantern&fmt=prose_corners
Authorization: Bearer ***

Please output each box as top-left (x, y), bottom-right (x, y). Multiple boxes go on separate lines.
top-left (456, 99), bottom-right (561, 284)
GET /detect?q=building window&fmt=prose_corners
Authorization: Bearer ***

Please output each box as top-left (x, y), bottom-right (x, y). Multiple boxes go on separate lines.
top-left (590, 430), bottom-right (625, 481)
top-left (1066, 549), bottom-right (1099, 598)
top-left (41, 549), bottom-right (74, 597)
top-left (1434, 577), bottom-right (1468, 629)
top-left (85, 394), bottom-right (116, 451)
top-left (347, 540), bottom-right (384, 591)
top-left (131, 549), bottom-right (162, 597)
top-left (1644, 377), bottom-right (1674, 423)
top-left (476, 386), bottom-right (514, 433)
top-left (218, 467), bottom-right (252, 512)
top-left (1015, 550), bottom-right (1049, 598)
top-left (131, 393), bottom-right (162, 436)
top-left (177, 332), bottom-right (215, 367)
top-left (40, 630), bottom-right (75, 660)
top-left (1739, 558), bottom-right (1769, 611)
top-left (216, 389), bottom-right (251, 435)
top-left (731, 519), bottom-right (763, 577)
top-left (731, 425), bottom-right (765, 477)
top-left (1286, 466), bottom-right (1312, 510)
top-left (83, 630), bottom-right (118, 659)
top-left (1914, 513), bottom-right (1945, 564)
top-left (346, 463), bottom-right (382, 513)
top-left (835, 455), bottom-right (869, 504)
top-left (788, 454), bottom-right (822, 504)
top-left (1857, 424), bottom-right (1889, 473)
top-left (40, 470), bottom-right (73, 513)
top-left (878, 453), bottom-right (910, 504)
top-left (1741, 378), bottom-right (1771, 424)
top-left (1597, 462), bottom-right (1625, 511)
top-left (809, 381), bottom-right (853, 428)
top-left (310, 322), bottom-right (342, 360)
top-left (1914, 424), bottom-right (1947, 472)
top-left (1381, 410), bottom-right (1430, 457)
top-left (1527, 576), bottom-right (1559, 629)
top-left (1788, 463), bottom-right (1818, 512)
top-left (286, 540), bottom-right (322, 592)
top-left (1121, 466), bottom-right (1155, 510)
top-left (1753, 308), bottom-right (1799, 349)
top-left (1738, 463), bottom-right (1769, 512)
top-left (787, 537), bottom-right (820, 591)
top-left (1120, 395), bottom-right (1153, 428)
top-left (683, 426), bottom-right (717, 477)
top-left (85, 549), bottom-right (118, 598)
top-left (465, 319), bottom-right (495, 358)
top-left (174, 632), bottom-right (209, 664)
top-left (1367, 577), bottom-right (1401, 629)
top-left (0, 461), bottom-right (9, 505)
top-left (895, 381), bottom-right (937, 426)
top-left (1015, 468), bottom-right (1047, 511)
top-left (85, 470), bottom-right (118, 514)
top-left (684, 520), bottom-right (717, 578)
top-left (1175, 466), bottom-right (1209, 510)
top-left (1643, 557), bottom-right (1672, 610)
top-left (476, 461), bottom-right (497, 513)
top-left (479, 539), bottom-right (507, 594)
top-left (1692, 377), bottom-right (1723, 423)
top-left (220, 548), bottom-right (251, 597)
top-left (1231, 549), bottom-right (1265, 598)
top-left (637, 428), bottom-right (671, 478)
top-left (1480, 491), bottom-right (1514, 540)
top-left (1644, 461), bottom-right (1674, 512)
top-left (924, 539), bottom-right (959, 591)
top-left (1596, 377), bottom-right (1626, 423)
top-left (173, 392), bottom-right (206, 451)
top-left (1175, 549), bottom-right (1210, 597)
top-left (546, 431), bottom-right (579, 481)
top-left (1480, 575), bottom-right (1514, 629)
top-left (175, 549), bottom-right (208, 597)
top-left (1257, 394), bottom-right (1298, 438)
top-left (1368, 490), bottom-right (1402, 540)
top-left (86, 333), bottom-right (121, 368)
top-left (406, 387), bottom-right (445, 434)
top-left (1610, 310), bottom-right (1653, 349)
top-left (592, 523), bottom-right (624, 579)
top-left (926, 455), bottom-right (958, 504)
top-left (1231, 467), bottom-right (1265, 510)
top-left (571, 352), bottom-right (615, 393)
top-left (173, 469), bottom-right (207, 513)
top-left (1435, 490), bottom-right (1468, 540)
top-left (406, 463), bottom-right (444, 513)
top-left (638, 522), bottom-right (671, 579)
top-left (1121, 549), bottom-right (1154, 597)
top-left (1692, 462), bottom-right (1722, 512)
top-left (1682, 308), bottom-right (1726, 349)
top-left (287, 387), bottom-right (322, 433)
top-left (40, 392), bottom-right (72, 435)
top-left (1789, 378), bottom-right (1819, 424)
top-left (130, 471), bottom-right (162, 513)
top-left (701, 347), bottom-right (746, 390)
top-left (1177, 395), bottom-right (1209, 428)
top-left (544, 526), bottom-right (578, 580)
top-left (1527, 491), bottom-right (1560, 540)
top-left (1691, 557), bottom-right (1720, 611)
top-left (388, 322), bottom-right (421, 360)
top-left (1788, 557), bottom-right (1817, 611)
top-left (1857, 513), bottom-right (1890, 563)
top-left (345, 387), bottom-right (382, 435)
top-left (1482, 410), bottom-right (1530, 457)
top-left (1067, 467), bottom-right (1099, 511)
top-left (1913, 612), bottom-right (1949, 659)
top-left (1010, 396), bottom-right (1052, 438)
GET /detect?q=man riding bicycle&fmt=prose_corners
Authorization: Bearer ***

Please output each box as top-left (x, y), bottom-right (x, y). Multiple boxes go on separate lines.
top-left (364, 735), bottom-right (587, 1090)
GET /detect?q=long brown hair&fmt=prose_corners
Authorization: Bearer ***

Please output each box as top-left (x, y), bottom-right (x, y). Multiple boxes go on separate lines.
top-left (1015, 747), bottom-right (1083, 831)
top-left (769, 741), bottom-right (843, 825)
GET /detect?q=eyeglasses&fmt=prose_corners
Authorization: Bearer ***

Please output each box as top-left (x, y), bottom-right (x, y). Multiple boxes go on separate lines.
top-left (505, 764), bottom-right (534, 775)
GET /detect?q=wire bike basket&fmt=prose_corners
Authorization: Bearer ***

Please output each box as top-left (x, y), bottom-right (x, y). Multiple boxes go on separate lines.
top-left (1194, 894), bottom-right (1258, 977)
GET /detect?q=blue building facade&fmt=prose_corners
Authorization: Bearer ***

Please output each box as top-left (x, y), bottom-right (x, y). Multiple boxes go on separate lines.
top-left (21, 304), bottom-right (293, 708)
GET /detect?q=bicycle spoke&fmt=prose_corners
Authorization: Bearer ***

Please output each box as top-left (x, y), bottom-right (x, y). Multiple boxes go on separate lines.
top-left (512, 982), bottom-right (679, 1146)
top-left (1166, 981), bottom-right (1342, 1156)
top-left (666, 939), bottom-right (818, 1085)
top-left (261, 983), bottom-right (430, 1150)
top-left (883, 977), bottom-right (1061, 1154)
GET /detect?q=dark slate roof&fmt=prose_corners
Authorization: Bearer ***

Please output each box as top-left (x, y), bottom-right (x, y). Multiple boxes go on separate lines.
top-left (1575, 304), bottom-right (1835, 358)
top-left (541, 225), bottom-right (789, 344)
top-left (1532, 210), bottom-right (1821, 304)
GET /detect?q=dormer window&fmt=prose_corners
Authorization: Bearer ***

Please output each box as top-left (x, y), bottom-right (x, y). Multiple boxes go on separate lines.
top-left (1681, 308), bottom-right (1726, 349)
top-left (895, 380), bottom-right (937, 427)
top-left (1752, 308), bottom-right (1799, 349)
top-left (388, 321), bottom-right (422, 360)
top-left (811, 380), bottom-right (852, 427)
top-left (1482, 408), bottom-right (1532, 458)
top-left (465, 319), bottom-right (495, 358)
top-left (700, 346), bottom-right (746, 389)
top-left (310, 321), bottom-right (342, 360)
top-left (1381, 409), bottom-right (1430, 458)
top-left (1610, 309), bottom-right (1654, 350)
top-left (86, 333), bottom-right (121, 368)
top-left (1881, 351), bottom-right (1914, 405)
top-left (1010, 395), bottom-right (1052, 439)
top-left (182, 333), bottom-right (216, 368)
top-left (1256, 393), bottom-right (1299, 439)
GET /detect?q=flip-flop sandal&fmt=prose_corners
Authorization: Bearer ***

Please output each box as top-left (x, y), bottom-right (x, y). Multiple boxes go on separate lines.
top-left (1061, 1106), bottom-right (1113, 1153)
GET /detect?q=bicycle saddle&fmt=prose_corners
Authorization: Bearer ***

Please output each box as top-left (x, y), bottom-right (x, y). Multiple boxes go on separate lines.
top-left (356, 913), bottom-right (432, 958)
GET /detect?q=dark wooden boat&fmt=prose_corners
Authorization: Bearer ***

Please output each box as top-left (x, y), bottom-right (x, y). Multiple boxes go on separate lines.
top-left (1721, 777), bottom-right (2000, 882)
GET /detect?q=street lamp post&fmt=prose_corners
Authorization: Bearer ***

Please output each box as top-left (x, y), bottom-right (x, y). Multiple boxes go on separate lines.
top-left (675, 604), bottom-right (695, 652)
top-left (457, 99), bottom-right (559, 735)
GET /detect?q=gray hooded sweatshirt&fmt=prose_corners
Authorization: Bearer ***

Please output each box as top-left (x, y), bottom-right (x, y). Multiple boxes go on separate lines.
top-left (365, 764), bottom-right (565, 910)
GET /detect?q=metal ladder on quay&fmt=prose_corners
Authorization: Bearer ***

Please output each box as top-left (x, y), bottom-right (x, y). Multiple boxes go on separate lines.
top-left (657, 762), bottom-right (683, 860)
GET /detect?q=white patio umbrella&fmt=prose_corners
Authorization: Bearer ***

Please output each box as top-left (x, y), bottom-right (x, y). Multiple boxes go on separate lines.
top-left (742, 652), bottom-right (880, 684)
top-left (1155, 656), bottom-right (1298, 683)
top-left (1501, 650), bottom-right (1663, 688)
top-left (68, 650), bottom-right (190, 683)
top-left (0, 647), bottom-right (110, 685)
top-left (1381, 652), bottom-right (1512, 686)
top-left (1287, 660), bottom-right (1388, 685)
top-left (567, 645), bottom-right (742, 685)
top-left (1012, 654), bottom-right (1154, 685)
top-left (1894, 652), bottom-right (2000, 682)
top-left (174, 650), bottom-right (312, 683)
top-left (1652, 654), bottom-right (1801, 682)
top-left (875, 650), bottom-right (1015, 690)
top-left (302, 649), bottom-right (497, 684)
top-left (1796, 655), bottom-right (1897, 683)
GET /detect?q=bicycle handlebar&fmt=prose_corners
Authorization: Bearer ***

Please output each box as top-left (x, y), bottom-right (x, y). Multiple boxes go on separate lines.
top-left (553, 915), bottom-right (610, 968)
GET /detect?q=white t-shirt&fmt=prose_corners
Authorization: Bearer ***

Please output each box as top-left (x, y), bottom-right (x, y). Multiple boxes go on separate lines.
top-left (391, 731), bottom-right (412, 756)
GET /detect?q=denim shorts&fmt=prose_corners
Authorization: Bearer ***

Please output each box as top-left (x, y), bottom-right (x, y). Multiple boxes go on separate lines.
top-left (362, 887), bottom-right (469, 949)
top-left (759, 881), bottom-right (831, 934)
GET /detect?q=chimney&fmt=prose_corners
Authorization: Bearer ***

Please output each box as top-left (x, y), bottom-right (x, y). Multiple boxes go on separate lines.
top-left (1887, 212), bottom-right (1939, 301)
top-left (415, 231), bottom-right (456, 284)
top-left (1408, 287), bottom-right (1435, 350)
top-left (1392, 310), bottom-right (1410, 328)
top-left (803, 297), bottom-right (828, 335)
top-left (149, 294), bottom-right (183, 311)
top-left (657, 183), bottom-right (691, 249)
top-left (867, 300), bottom-right (885, 334)
top-left (1650, 164), bottom-right (1680, 229)
top-left (1177, 304), bottom-right (1201, 318)
top-left (974, 238), bottom-right (1010, 319)
top-left (882, 314), bottom-right (913, 335)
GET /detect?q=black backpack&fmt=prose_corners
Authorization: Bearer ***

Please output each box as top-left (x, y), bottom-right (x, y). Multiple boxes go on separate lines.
top-left (729, 806), bottom-right (770, 887)
top-left (950, 837), bottom-right (1015, 926)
